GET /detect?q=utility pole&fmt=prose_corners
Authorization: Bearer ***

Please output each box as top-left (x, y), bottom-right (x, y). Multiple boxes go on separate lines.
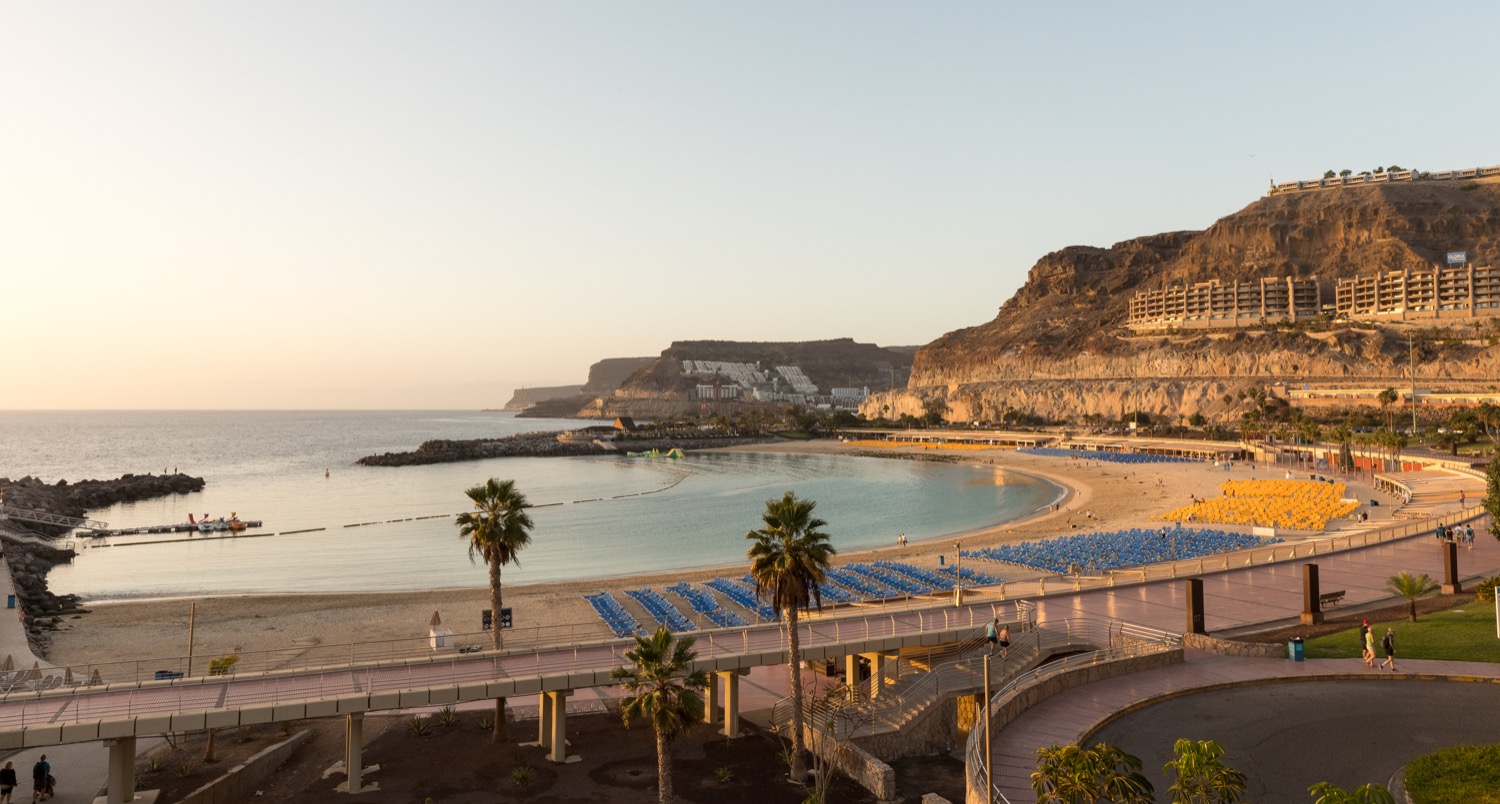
top-left (1409, 331), bottom-right (1418, 435)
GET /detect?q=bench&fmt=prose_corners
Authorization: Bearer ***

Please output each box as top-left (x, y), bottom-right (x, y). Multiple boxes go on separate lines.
top-left (1318, 590), bottom-right (1346, 607)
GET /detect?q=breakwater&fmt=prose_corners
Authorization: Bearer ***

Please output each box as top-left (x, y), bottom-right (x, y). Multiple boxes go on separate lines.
top-left (355, 430), bottom-right (772, 466)
top-left (1, 473), bottom-right (206, 535)
top-left (0, 473), bottom-right (205, 656)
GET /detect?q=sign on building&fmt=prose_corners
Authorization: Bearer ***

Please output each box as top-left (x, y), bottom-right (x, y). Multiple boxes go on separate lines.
top-left (1447, 251), bottom-right (1467, 265)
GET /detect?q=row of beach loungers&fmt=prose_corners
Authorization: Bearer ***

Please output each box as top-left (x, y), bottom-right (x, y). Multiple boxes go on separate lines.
top-left (1020, 447), bottom-right (1199, 464)
top-left (962, 527), bottom-right (1278, 575)
top-left (584, 560), bottom-right (1010, 636)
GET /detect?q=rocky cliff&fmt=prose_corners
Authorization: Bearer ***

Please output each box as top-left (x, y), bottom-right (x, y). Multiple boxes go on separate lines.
top-left (505, 356), bottom-right (654, 414)
top-left (869, 177), bottom-right (1500, 422)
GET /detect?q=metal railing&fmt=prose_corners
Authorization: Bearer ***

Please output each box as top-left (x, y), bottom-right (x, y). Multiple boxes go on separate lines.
top-left (776, 615), bottom-right (1177, 743)
top-left (964, 619), bottom-right (1182, 804)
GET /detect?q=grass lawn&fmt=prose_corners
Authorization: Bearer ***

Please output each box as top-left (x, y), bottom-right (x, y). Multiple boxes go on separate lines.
top-left (1403, 744), bottom-right (1500, 804)
top-left (1302, 605), bottom-right (1500, 663)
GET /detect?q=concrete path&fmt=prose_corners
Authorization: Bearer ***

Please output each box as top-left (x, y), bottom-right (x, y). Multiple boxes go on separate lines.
top-left (993, 652), bottom-right (1500, 803)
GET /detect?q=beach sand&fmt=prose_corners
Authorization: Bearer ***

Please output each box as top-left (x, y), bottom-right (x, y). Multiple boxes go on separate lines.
top-left (46, 442), bottom-right (1383, 669)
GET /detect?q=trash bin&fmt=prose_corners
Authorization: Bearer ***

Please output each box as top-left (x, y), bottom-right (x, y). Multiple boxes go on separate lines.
top-left (1288, 637), bottom-right (1304, 662)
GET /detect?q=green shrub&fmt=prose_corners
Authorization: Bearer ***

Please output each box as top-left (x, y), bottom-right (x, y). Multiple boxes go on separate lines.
top-left (407, 715), bottom-right (431, 737)
top-left (1477, 576), bottom-right (1500, 604)
top-left (435, 706), bottom-right (458, 727)
top-left (511, 765), bottom-right (534, 787)
top-left (713, 766), bottom-right (735, 784)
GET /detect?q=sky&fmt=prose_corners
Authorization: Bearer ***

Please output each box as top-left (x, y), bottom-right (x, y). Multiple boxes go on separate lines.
top-left (4, 2), bottom-right (1498, 410)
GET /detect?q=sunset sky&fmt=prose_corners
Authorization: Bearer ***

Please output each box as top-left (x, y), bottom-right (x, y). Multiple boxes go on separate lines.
top-left (4, 2), bottom-right (1498, 409)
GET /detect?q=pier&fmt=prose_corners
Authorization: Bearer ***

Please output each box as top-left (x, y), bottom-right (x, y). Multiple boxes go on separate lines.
top-left (79, 520), bottom-right (264, 539)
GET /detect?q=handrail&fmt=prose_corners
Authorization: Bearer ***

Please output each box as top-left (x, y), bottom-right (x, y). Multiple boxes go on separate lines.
top-left (963, 621), bottom-right (1182, 804)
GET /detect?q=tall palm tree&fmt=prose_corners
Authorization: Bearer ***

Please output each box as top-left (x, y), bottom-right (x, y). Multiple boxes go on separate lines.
top-left (1164, 738), bottom-right (1247, 803)
top-left (747, 491), bottom-right (836, 783)
top-left (1032, 743), bottom-right (1155, 804)
top-left (455, 477), bottom-right (534, 742)
top-left (1386, 571), bottom-right (1438, 622)
top-left (611, 627), bottom-right (709, 804)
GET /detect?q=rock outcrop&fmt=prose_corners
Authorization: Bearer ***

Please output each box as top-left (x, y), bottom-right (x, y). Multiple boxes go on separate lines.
top-left (866, 177), bottom-right (1500, 422)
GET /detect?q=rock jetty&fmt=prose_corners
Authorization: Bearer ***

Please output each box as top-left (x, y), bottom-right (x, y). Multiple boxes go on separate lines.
top-left (3, 539), bottom-right (84, 656)
top-left (0, 472), bottom-right (206, 656)
top-left (357, 431), bottom-right (772, 467)
top-left (1, 473), bottom-right (206, 533)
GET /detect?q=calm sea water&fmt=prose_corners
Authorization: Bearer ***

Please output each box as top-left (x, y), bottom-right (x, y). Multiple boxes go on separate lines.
top-left (0, 411), bottom-right (1059, 600)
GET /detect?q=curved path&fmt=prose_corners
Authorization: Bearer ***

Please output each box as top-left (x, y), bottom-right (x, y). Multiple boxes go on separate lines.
top-left (1090, 673), bottom-right (1500, 800)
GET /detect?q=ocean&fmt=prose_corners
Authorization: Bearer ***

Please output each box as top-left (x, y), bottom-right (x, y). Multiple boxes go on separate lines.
top-left (0, 411), bottom-right (1060, 600)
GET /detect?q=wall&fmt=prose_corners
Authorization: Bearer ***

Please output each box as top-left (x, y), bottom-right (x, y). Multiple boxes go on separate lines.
top-left (1180, 631), bottom-right (1287, 659)
top-left (176, 730), bottom-right (314, 804)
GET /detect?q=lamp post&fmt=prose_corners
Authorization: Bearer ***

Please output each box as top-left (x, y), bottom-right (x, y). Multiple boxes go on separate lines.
top-left (954, 541), bottom-right (964, 607)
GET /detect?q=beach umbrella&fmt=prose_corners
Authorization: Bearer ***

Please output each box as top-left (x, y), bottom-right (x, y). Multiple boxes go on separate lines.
top-left (88, 669), bottom-right (103, 686)
top-left (0, 654), bottom-right (11, 671)
top-left (63, 667), bottom-right (74, 685)
top-left (429, 611), bottom-right (442, 627)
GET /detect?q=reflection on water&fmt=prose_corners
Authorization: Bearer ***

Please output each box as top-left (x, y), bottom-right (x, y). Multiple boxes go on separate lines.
top-left (2, 411), bottom-right (1060, 600)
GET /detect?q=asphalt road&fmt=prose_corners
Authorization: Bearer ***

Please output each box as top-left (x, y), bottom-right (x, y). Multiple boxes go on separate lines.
top-left (1091, 678), bottom-right (1500, 802)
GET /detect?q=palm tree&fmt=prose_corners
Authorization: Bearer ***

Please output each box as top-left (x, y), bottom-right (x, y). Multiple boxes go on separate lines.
top-left (1386, 571), bottom-right (1438, 621)
top-left (1031, 743), bottom-right (1154, 804)
top-left (611, 626), bottom-right (711, 804)
top-left (1164, 738), bottom-right (1247, 803)
top-left (746, 490), bottom-right (836, 783)
top-left (455, 477), bottom-right (534, 742)
top-left (1376, 388), bottom-right (1399, 430)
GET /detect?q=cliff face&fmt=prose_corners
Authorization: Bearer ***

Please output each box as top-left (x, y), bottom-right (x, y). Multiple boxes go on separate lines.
top-left (875, 178), bottom-right (1500, 422)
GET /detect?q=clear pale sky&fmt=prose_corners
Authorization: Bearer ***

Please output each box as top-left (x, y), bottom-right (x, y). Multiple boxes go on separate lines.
top-left (4, 3), bottom-right (1497, 410)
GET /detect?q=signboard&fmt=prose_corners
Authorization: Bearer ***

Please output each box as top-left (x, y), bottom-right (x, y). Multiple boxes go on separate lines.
top-left (1447, 251), bottom-right (1467, 265)
top-left (481, 608), bottom-right (514, 631)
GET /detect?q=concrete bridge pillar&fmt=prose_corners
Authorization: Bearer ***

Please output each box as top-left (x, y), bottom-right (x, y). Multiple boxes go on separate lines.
top-left (343, 712), bottom-right (369, 793)
top-left (844, 654), bottom-right (860, 699)
top-left (704, 671), bottom-right (720, 725)
top-left (546, 690), bottom-right (574, 763)
top-left (861, 652), bottom-right (886, 699)
top-left (104, 736), bottom-right (136, 804)
top-left (537, 691), bottom-right (554, 747)
top-left (717, 670), bottom-right (740, 738)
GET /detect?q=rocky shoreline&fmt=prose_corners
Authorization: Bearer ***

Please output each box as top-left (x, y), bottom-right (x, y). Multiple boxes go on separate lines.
top-left (356, 430), bottom-right (775, 466)
top-left (0, 472), bottom-right (206, 656)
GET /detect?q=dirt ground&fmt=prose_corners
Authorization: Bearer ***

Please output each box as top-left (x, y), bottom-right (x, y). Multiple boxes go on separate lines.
top-left (143, 706), bottom-right (966, 804)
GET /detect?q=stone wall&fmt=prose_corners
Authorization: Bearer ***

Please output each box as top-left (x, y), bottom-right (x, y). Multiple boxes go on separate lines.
top-left (177, 730), bottom-right (314, 804)
top-left (1182, 631), bottom-right (1288, 659)
top-left (805, 724), bottom-right (896, 802)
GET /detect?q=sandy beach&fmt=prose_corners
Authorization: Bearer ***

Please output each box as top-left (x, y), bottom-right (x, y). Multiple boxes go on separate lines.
top-left (46, 441), bottom-right (1385, 669)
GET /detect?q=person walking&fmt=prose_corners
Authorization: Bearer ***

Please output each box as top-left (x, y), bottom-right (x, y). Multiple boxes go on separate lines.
top-left (997, 625), bottom-right (1011, 660)
top-left (1358, 620), bottom-right (1372, 666)
top-left (0, 760), bottom-right (16, 804)
top-left (1380, 628), bottom-right (1397, 671)
top-left (985, 617), bottom-right (998, 654)
top-left (1363, 626), bottom-right (1376, 669)
top-left (29, 755), bottom-right (49, 802)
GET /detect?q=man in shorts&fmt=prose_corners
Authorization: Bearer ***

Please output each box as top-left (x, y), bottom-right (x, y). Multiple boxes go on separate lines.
top-left (30, 755), bottom-right (49, 802)
top-left (985, 618), bottom-right (998, 654)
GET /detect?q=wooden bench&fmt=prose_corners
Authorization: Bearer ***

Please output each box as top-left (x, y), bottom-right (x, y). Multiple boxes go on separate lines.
top-left (1318, 590), bottom-right (1346, 607)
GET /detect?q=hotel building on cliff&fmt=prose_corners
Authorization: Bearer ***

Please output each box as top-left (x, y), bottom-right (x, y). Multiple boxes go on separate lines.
top-left (1128, 263), bottom-right (1499, 331)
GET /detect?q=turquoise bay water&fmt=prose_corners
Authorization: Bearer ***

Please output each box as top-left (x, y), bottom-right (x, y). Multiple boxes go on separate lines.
top-left (0, 411), bottom-right (1059, 600)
